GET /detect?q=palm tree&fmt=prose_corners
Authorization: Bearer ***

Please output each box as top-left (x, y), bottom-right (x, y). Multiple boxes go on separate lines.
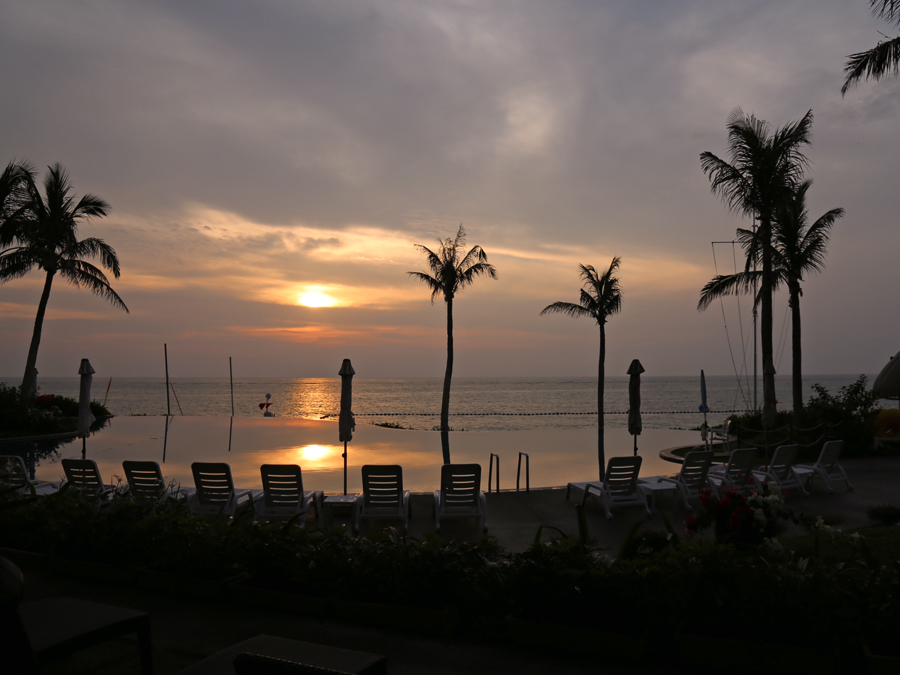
top-left (698, 180), bottom-right (843, 418)
top-left (700, 109), bottom-right (812, 429)
top-left (842, 1), bottom-right (900, 95)
top-left (408, 225), bottom-right (497, 462)
top-left (0, 163), bottom-right (128, 398)
top-left (541, 258), bottom-right (623, 481)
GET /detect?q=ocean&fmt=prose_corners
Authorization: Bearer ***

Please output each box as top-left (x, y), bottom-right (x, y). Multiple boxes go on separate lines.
top-left (15, 373), bottom-right (874, 432)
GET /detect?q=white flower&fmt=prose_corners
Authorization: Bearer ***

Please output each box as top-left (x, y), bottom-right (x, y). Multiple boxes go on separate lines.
top-left (761, 537), bottom-right (784, 557)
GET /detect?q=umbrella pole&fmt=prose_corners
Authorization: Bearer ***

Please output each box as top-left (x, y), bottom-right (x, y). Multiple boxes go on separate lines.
top-left (82, 436), bottom-right (86, 460)
top-left (633, 434), bottom-right (637, 456)
top-left (343, 441), bottom-right (348, 495)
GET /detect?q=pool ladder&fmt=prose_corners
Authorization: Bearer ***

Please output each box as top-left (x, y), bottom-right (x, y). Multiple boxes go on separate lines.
top-left (487, 452), bottom-right (530, 493)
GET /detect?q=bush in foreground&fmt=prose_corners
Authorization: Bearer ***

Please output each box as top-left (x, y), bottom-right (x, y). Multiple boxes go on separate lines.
top-left (0, 487), bottom-right (898, 659)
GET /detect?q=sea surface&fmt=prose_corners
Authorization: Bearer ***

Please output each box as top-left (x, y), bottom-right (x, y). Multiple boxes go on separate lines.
top-left (13, 373), bottom-right (876, 432)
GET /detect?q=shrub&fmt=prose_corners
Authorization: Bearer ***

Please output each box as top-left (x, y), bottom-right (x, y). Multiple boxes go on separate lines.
top-left (804, 375), bottom-right (880, 455)
top-left (0, 383), bottom-right (110, 438)
top-left (727, 375), bottom-right (881, 457)
top-left (868, 503), bottom-right (900, 527)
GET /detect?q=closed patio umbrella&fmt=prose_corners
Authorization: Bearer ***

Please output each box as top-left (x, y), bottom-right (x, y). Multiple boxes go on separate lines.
top-left (627, 359), bottom-right (644, 456)
top-left (77, 359), bottom-right (96, 457)
top-left (699, 369), bottom-right (710, 448)
top-left (338, 359), bottom-right (356, 495)
top-left (873, 350), bottom-right (900, 407)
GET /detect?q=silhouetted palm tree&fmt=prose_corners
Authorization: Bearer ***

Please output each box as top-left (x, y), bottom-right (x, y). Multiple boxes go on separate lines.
top-left (698, 180), bottom-right (842, 417)
top-left (700, 108), bottom-right (812, 429)
top-left (0, 163), bottom-right (128, 398)
top-left (541, 258), bottom-right (623, 481)
top-left (842, 1), bottom-right (900, 95)
top-left (408, 226), bottom-right (497, 462)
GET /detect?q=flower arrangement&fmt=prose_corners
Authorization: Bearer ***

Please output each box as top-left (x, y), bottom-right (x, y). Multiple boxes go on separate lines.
top-left (685, 480), bottom-right (788, 547)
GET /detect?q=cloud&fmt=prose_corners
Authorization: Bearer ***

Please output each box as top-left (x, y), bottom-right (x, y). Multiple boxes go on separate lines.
top-left (1, 0), bottom-right (898, 379)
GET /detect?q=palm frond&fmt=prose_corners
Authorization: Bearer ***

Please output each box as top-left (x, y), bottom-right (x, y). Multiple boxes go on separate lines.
top-left (58, 265), bottom-right (129, 313)
top-left (71, 193), bottom-right (111, 220)
top-left (59, 259), bottom-right (112, 286)
top-left (71, 237), bottom-right (122, 277)
top-left (543, 258), bottom-right (623, 326)
top-left (0, 247), bottom-right (40, 281)
top-left (698, 272), bottom-right (761, 311)
top-left (871, 0), bottom-right (900, 25)
top-left (412, 244), bottom-right (442, 275)
top-left (842, 35), bottom-right (900, 94)
top-left (457, 260), bottom-right (498, 290)
top-left (407, 271), bottom-right (443, 303)
top-left (539, 300), bottom-right (593, 319)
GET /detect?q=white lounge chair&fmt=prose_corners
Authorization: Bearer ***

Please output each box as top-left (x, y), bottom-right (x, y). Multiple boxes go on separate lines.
top-left (794, 440), bottom-right (853, 493)
top-left (752, 444), bottom-right (809, 497)
top-left (710, 420), bottom-right (735, 450)
top-left (60, 458), bottom-right (114, 501)
top-left (188, 462), bottom-right (252, 519)
top-left (0, 455), bottom-right (58, 496)
top-left (255, 464), bottom-right (322, 527)
top-left (569, 456), bottom-right (651, 520)
top-left (354, 465), bottom-right (410, 533)
top-left (122, 460), bottom-right (173, 501)
top-left (642, 450), bottom-right (717, 510)
top-left (708, 448), bottom-right (758, 495)
top-left (433, 463), bottom-right (487, 533)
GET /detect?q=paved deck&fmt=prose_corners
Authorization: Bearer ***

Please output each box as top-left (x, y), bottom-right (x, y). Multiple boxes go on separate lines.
top-left (16, 456), bottom-right (900, 674)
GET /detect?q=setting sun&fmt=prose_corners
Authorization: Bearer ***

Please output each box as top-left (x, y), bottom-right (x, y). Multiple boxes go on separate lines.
top-left (298, 291), bottom-right (335, 307)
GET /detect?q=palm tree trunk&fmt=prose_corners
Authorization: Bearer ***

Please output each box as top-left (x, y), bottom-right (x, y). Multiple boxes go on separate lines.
top-left (440, 295), bottom-right (454, 464)
top-left (21, 269), bottom-right (55, 399)
top-left (789, 283), bottom-right (803, 420)
top-left (598, 323), bottom-right (606, 482)
top-left (760, 217), bottom-right (777, 430)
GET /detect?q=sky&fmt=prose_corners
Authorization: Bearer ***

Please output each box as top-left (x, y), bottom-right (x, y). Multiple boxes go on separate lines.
top-left (1, 0), bottom-right (898, 382)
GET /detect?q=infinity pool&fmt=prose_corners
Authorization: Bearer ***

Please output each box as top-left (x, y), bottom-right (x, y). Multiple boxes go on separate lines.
top-left (9, 417), bottom-right (697, 493)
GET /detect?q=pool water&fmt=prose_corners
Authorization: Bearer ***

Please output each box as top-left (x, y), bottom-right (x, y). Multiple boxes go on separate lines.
top-left (9, 416), bottom-right (697, 493)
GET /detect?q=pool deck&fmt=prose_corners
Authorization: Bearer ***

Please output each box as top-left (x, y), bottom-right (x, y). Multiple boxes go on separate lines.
top-left (17, 455), bottom-right (900, 674)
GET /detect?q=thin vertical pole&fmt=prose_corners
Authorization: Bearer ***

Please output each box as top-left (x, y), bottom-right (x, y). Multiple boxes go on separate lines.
top-left (343, 441), bottom-right (348, 495)
top-left (229, 357), bottom-right (234, 416)
top-left (752, 213), bottom-right (758, 411)
top-left (164, 343), bottom-right (171, 416)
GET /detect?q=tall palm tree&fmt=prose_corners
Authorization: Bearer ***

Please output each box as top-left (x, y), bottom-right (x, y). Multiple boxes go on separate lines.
top-left (700, 108), bottom-right (812, 429)
top-left (698, 180), bottom-right (843, 418)
top-left (842, 0), bottom-right (900, 95)
top-left (541, 258), bottom-right (623, 481)
top-left (0, 163), bottom-right (128, 398)
top-left (408, 225), bottom-right (497, 462)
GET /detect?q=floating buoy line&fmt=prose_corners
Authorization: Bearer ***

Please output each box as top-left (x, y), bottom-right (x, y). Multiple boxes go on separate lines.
top-left (320, 409), bottom-right (750, 419)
